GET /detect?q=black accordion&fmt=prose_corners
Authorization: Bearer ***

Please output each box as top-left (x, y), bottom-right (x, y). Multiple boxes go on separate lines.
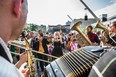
top-left (45, 48), bottom-right (100, 77)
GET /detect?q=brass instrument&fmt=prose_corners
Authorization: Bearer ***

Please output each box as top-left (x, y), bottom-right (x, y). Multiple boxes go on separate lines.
top-left (95, 21), bottom-right (110, 39)
top-left (71, 21), bottom-right (92, 46)
top-left (21, 32), bottom-right (38, 77)
top-left (95, 21), bottom-right (116, 45)
top-left (95, 21), bottom-right (109, 46)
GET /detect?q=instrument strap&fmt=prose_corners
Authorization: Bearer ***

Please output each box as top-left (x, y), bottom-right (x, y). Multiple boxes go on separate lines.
top-left (0, 44), bottom-right (11, 63)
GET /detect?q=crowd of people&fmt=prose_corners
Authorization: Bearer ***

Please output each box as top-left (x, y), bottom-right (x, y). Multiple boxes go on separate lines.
top-left (0, 0), bottom-right (116, 77)
top-left (9, 20), bottom-right (116, 76)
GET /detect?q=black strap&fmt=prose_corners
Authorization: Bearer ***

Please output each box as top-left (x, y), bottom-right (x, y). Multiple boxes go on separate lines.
top-left (0, 44), bottom-right (11, 62)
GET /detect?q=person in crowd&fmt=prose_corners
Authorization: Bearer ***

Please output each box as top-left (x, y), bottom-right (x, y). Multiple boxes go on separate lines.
top-left (38, 30), bottom-right (49, 66)
top-left (86, 25), bottom-right (100, 45)
top-left (52, 32), bottom-right (63, 58)
top-left (66, 33), bottom-right (72, 51)
top-left (26, 33), bottom-right (32, 44)
top-left (47, 33), bottom-right (53, 55)
top-left (0, 0), bottom-right (29, 77)
top-left (32, 30), bottom-right (49, 75)
top-left (30, 31), bottom-right (38, 48)
top-left (70, 35), bottom-right (78, 52)
top-left (59, 29), bottom-right (67, 54)
top-left (47, 33), bottom-right (54, 61)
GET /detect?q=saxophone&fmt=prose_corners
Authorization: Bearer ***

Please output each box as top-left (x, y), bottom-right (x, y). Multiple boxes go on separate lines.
top-left (21, 32), bottom-right (38, 77)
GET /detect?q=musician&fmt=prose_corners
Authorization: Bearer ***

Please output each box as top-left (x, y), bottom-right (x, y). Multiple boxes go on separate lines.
top-left (52, 32), bottom-right (63, 58)
top-left (88, 21), bottom-right (116, 77)
top-left (0, 0), bottom-right (29, 77)
top-left (86, 25), bottom-right (100, 45)
top-left (106, 21), bottom-right (116, 46)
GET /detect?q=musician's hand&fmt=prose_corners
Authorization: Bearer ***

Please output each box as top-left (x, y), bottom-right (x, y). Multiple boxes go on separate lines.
top-left (22, 69), bottom-right (29, 77)
top-left (15, 52), bottom-right (28, 68)
top-left (19, 52), bottom-right (28, 64)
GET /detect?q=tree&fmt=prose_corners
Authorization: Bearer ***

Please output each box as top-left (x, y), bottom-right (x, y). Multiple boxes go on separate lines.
top-left (30, 24), bottom-right (39, 31)
top-left (24, 23), bottom-right (39, 31)
top-left (24, 23), bottom-right (47, 32)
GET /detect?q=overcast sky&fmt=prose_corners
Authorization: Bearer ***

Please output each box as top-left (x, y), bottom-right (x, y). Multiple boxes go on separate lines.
top-left (27, 0), bottom-right (116, 25)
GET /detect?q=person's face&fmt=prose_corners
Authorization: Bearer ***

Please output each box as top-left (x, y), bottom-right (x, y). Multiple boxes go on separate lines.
top-left (87, 27), bottom-right (91, 33)
top-left (56, 33), bottom-right (59, 36)
top-left (38, 30), bottom-right (43, 36)
top-left (109, 23), bottom-right (116, 33)
top-left (39, 36), bottom-right (43, 41)
top-left (32, 33), bottom-right (36, 38)
top-left (12, 0), bottom-right (28, 40)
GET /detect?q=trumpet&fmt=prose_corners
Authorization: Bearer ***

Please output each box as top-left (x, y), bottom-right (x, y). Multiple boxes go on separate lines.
top-left (21, 32), bottom-right (38, 77)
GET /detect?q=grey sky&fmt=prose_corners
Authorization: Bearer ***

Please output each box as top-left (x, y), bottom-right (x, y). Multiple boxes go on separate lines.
top-left (27, 0), bottom-right (116, 25)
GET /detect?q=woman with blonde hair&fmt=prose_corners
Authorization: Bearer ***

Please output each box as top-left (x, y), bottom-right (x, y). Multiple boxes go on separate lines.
top-left (52, 32), bottom-right (63, 58)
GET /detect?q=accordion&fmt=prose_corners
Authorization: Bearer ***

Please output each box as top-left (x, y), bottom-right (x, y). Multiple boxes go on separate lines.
top-left (45, 48), bottom-right (99, 77)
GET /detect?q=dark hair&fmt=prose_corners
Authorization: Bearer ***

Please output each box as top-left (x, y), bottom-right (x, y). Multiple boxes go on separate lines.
top-left (73, 39), bottom-right (76, 41)
top-left (87, 25), bottom-right (93, 30)
top-left (40, 33), bottom-right (43, 37)
top-left (71, 33), bottom-right (74, 36)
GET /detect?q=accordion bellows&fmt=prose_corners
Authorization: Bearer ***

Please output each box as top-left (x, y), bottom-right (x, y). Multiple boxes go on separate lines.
top-left (45, 48), bottom-right (99, 77)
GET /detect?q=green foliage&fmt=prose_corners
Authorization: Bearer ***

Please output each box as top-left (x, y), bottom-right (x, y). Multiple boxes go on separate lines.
top-left (24, 23), bottom-right (46, 32)
top-left (38, 24), bottom-right (46, 33)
